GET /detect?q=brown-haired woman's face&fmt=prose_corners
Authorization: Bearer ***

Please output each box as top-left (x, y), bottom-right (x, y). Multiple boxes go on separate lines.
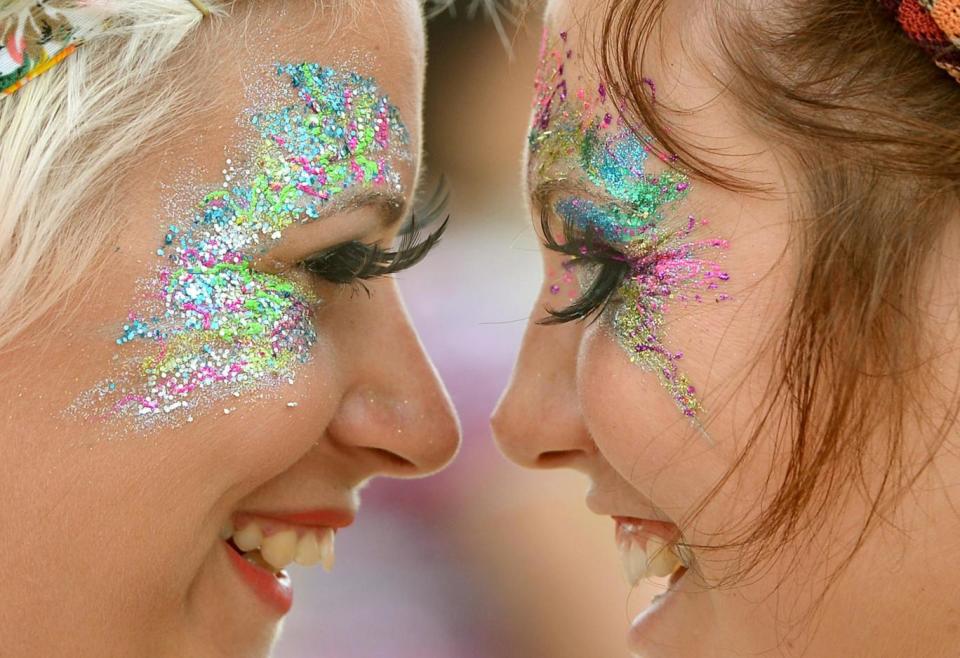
top-left (0, 2), bottom-right (459, 657)
top-left (494, 0), bottom-right (960, 655)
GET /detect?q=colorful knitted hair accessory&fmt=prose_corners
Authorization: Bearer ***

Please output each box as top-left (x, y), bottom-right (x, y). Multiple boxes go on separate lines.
top-left (878, 0), bottom-right (960, 84)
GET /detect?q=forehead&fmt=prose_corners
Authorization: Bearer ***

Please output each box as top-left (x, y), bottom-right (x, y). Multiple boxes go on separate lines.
top-left (524, 18), bottom-right (614, 198)
top-left (261, 0), bottom-right (426, 92)
top-left (191, 0), bottom-right (426, 144)
top-left (525, 0), bottom-right (719, 196)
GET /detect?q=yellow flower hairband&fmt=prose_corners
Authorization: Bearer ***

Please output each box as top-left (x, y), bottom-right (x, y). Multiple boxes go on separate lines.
top-left (0, 0), bottom-right (211, 97)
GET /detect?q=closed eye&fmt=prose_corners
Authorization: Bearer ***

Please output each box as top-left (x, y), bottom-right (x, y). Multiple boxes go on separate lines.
top-left (297, 178), bottom-right (449, 294)
top-left (299, 219), bottom-right (447, 293)
top-left (538, 204), bottom-right (632, 324)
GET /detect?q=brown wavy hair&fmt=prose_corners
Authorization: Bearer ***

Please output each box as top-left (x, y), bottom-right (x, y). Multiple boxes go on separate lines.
top-left (598, 0), bottom-right (960, 588)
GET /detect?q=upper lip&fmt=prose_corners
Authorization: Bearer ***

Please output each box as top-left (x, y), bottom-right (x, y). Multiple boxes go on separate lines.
top-left (585, 490), bottom-right (673, 526)
top-left (237, 508), bottom-right (355, 531)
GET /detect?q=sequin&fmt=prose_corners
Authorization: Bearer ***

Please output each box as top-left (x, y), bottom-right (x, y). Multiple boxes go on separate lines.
top-left (529, 30), bottom-right (730, 420)
top-left (74, 63), bottom-right (409, 427)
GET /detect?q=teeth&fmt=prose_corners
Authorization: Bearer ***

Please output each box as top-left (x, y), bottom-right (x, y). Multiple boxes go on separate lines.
top-left (243, 550), bottom-right (273, 571)
top-left (646, 536), bottom-right (682, 578)
top-left (619, 534), bottom-right (686, 586)
top-left (227, 520), bottom-right (337, 573)
top-left (260, 529), bottom-right (298, 571)
top-left (319, 529), bottom-right (335, 573)
top-left (675, 542), bottom-right (695, 568)
top-left (294, 531), bottom-right (322, 567)
top-left (233, 522), bottom-right (263, 552)
top-left (620, 540), bottom-right (649, 587)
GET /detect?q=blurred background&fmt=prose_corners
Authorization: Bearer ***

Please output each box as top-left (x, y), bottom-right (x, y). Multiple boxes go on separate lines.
top-left (275, 5), bottom-right (655, 657)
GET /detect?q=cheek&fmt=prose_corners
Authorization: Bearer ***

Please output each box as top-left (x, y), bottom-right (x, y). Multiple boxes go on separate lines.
top-left (0, 267), bottom-right (341, 606)
top-left (578, 304), bottom-right (793, 553)
top-left (543, 253), bottom-right (581, 302)
top-left (183, 323), bottom-right (340, 489)
top-left (577, 322), bottom-right (730, 518)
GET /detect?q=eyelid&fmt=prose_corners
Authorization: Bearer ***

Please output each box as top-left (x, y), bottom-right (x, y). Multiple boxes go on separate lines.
top-left (251, 213), bottom-right (375, 273)
top-left (537, 204), bottom-right (633, 325)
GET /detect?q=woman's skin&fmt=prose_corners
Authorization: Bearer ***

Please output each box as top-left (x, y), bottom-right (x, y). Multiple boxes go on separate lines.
top-left (493, 0), bottom-right (960, 656)
top-left (0, 2), bottom-right (458, 657)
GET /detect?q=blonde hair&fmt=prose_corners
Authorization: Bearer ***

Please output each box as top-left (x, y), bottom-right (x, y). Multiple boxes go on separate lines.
top-left (0, 0), bottom-right (223, 351)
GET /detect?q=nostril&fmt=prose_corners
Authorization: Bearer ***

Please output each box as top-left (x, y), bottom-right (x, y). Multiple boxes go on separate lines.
top-left (368, 447), bottom-right (418, 473)
top-left (535, 450), bottom-right (586, 469)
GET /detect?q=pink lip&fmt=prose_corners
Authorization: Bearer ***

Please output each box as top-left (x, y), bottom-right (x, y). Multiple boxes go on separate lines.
top-left (628, 566), bottom-right (691, 651)
top-left (242, 508), bottom-right (355, 530)
top-left (223, 542), bottom-right (293, 616)
top-left (613, 516), bottom-right (681, 544)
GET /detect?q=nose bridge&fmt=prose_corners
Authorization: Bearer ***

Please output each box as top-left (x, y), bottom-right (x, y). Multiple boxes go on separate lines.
top-left (329, 283), bottom-right (460, 476)
top-left (491, 308), bottom-right (594, 469)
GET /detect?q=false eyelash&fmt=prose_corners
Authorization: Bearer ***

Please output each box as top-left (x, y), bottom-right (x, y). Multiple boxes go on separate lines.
top-left (538, 205), bottom-right (632, 325)
top-left (397, 174), bottom-right (449, 236)
top-left (299, 178), bottom-right (450, 293)
top-left (299, 217), bottom-right (448, 294)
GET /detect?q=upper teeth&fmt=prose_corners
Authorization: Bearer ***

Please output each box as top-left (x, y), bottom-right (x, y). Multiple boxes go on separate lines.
top-left (619, 531), bottom-right (685, 587)
top-left (222, 520), bottom-right (336, 573)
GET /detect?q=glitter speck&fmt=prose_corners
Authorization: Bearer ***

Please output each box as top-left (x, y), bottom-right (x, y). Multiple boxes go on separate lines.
top-left (528, 30), bottom-right (732, 421)
top-left (76, 63), bottom-right (410, 429)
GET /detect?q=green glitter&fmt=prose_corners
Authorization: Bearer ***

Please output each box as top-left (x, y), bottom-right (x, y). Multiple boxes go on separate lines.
top-left (529, 30), bottom-right (729, 422)
top-left (77, 63), bottom-right (410, 426)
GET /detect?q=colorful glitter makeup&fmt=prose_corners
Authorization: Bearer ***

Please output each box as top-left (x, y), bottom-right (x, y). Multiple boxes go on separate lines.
top-left (75, 63), bottom-right (409, 427)
top-left (530, 30), bottom-right (730, 420)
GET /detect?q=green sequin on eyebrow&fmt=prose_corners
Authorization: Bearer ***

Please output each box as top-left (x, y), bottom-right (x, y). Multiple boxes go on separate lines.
top-left (527, 57), bottom-right (690, 245)
top-left (74, 62), bottom-right (410, 427)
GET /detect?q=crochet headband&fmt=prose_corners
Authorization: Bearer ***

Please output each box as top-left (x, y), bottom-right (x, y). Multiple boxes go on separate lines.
top-left (878, 0), bottom-right (960, 84)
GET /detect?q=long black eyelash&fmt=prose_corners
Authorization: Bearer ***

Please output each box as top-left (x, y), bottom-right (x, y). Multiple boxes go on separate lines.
top-left (398, 175), bottom-right (449, 236)
top-left (538, 205), bottom-right (632, 325)
top-left (299, 179), bottom-right (450, 293)
top-left (300, 217), bottom-right (448, 293)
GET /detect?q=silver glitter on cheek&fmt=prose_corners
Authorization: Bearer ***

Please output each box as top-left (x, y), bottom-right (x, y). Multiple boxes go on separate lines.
top-left (70, 62), bottom-right (411, 430)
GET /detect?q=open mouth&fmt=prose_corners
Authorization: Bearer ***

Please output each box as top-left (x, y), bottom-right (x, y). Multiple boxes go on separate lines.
top-left (219, 515), bottom-right (341, 616)
top-left (221, 518), bottom-right (336, 574)
top-left (225, 538), bottom-right (288, 576)
top-left (615, 516), bottom-right (691, 595)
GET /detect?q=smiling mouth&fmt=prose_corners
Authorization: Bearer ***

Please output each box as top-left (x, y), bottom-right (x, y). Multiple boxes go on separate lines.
top-left (220, 518), bottom-right (336, 574)
top-left (615, 517), bottom-right (690, 591)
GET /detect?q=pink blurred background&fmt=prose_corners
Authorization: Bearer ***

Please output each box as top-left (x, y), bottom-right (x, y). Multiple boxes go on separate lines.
top-left (274, 8), bottom-right (655, 657)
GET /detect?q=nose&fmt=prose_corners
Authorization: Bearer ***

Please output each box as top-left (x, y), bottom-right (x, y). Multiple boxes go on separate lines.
top-left (327, 280), bottom-right (460, 478)
top-left (491, 291), bottom-right (596, 471)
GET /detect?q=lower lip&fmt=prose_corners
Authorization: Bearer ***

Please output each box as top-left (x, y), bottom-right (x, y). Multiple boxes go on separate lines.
top-left (223, 542), bottom-right (293, 616)
top-left (627, 567), bottom-right (688, 650)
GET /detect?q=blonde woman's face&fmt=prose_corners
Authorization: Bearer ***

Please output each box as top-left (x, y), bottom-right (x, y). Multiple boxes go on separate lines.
top-left (494, 0), bottom-right (960, 656)
top-left (0, 2), bottom-right (459, 657)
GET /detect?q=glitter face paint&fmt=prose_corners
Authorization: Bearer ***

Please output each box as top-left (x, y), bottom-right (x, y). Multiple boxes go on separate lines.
top-left (76, 63), bottom-right (409, 427)
top-left (529, 30), bottom-right (729, 420)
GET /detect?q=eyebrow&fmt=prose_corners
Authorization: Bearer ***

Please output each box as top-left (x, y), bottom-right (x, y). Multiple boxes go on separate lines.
top-left (528, 176), bottom-right (608, 211)
top-left (309, 188), bottom-right (408, 228)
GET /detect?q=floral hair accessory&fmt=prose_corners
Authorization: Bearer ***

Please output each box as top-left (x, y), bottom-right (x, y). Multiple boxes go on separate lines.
top-left (187, 0), bottom-right (211, 17)
top-left (0, 0), bottom-right (209, 98)
top-left (879, 0), bottom-right (960, 84)
top-left (1, 2), bottom-right (105, 96)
